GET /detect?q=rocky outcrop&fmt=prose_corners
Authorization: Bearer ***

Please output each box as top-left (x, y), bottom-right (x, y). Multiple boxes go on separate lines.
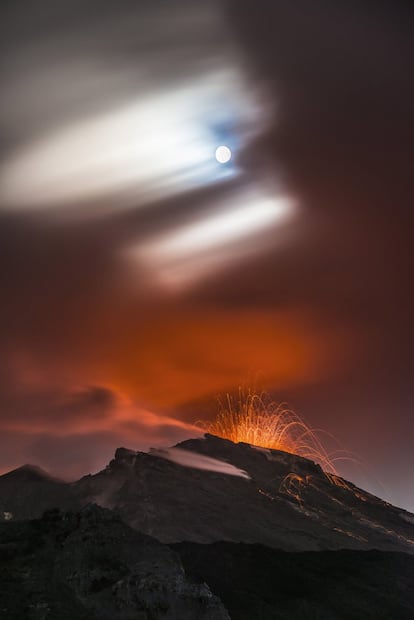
top-left (0, 505), bottom-right (229, 620)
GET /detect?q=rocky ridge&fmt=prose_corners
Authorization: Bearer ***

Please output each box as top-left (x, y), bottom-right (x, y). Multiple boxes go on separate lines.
top-left (1, 434), bottom-right (413, 554)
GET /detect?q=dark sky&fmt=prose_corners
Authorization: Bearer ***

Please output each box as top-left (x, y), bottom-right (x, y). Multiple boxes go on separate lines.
top-left (1, 0), bottom-right (413, 511)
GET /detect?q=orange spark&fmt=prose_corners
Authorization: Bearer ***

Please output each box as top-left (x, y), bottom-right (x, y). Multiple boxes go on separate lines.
top-left (199, 390), bottom-right (343, 475)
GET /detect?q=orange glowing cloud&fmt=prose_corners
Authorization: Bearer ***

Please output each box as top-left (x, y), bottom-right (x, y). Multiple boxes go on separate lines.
top-left (61, 306), bottom-right (352, 412)
top-left (0, 299), bottom-right (355, 481)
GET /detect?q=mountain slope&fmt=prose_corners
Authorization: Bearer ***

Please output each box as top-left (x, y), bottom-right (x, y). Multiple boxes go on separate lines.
top-left (75, 434), bottom-right (414, 553)
top-left (0, 465), bottom-right (78, 520)
top-left (1, 434), bottom-right (413, 553)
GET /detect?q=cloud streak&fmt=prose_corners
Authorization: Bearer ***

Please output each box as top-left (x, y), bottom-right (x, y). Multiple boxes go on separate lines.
top-left (150, 446), bottom-right (250, 479)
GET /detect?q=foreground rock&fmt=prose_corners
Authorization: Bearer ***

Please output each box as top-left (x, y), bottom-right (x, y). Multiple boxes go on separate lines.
top-left (173, 541), bottom-right (414, 620)
top-left (0, 505), bottom-right (229, 620)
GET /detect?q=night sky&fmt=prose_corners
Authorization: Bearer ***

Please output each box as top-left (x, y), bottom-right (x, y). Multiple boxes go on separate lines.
top-left (1, 1), bottom-right (413, 512)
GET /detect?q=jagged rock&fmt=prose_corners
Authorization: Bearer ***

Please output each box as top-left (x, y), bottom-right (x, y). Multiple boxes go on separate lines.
top-left (0, 506), bottom-right (229, 620)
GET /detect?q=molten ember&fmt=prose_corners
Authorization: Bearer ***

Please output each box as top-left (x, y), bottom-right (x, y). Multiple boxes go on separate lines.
top-left (201, 391), bottom-right (341, 474)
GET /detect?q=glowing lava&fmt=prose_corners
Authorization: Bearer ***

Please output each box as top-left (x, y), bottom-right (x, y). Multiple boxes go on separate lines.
top-left (200, 391), bottom-right (341, 474)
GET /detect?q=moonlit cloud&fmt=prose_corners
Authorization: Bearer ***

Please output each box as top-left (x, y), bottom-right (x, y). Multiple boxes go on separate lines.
top-left (140, 196), bottom-right (292, 259)
top-left (128, 192), bottom-right (294, 287)
top-left (1, 68), bottom-right (262, 210)
top-left (0, 0), bottom-right (269, 215)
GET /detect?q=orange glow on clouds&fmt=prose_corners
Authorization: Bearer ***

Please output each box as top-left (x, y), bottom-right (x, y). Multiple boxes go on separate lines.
top-left (0, 304), bottom-right (353, 479)
top-left (97, 308), bottom-right (350, 409)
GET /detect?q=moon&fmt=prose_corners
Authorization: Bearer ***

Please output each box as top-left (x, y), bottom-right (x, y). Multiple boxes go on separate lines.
top-left (215, 145), bottom-right (232, 164)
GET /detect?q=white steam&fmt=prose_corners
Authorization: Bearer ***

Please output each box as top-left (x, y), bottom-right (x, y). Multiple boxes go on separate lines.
top-left (150, 446), bottom-right (250, 479)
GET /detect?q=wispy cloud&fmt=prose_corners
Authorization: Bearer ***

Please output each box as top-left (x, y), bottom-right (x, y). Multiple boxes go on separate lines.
top-left (150, 446), bottom-right (250, 479)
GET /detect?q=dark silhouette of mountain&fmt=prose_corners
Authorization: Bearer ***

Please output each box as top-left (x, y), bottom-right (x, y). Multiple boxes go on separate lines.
top-left (173, 541), bottom-right (414, 620)
top-left (1, 434), bottom-right (414, 554)
top-left (0, 464), bottom-right (79, 520)
top-left (0, 504), bottom-right (229, 620)
top-left (75, 435), bottom-right (414, 553)
top-left (1, 435), bottom-right (414, 618)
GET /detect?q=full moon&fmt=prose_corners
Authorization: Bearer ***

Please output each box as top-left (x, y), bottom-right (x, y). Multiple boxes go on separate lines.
top-left (215, 145), bottom-right (232, 164)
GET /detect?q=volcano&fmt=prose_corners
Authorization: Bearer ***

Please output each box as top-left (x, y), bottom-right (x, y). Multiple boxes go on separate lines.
top-left (2, 434), bottom-right (413, 554)
top-left (1, 434), bottom-right (414, 618)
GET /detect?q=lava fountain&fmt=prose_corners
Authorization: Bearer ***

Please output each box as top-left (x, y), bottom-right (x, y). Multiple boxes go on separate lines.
top-left (200, 391), bottom-right (345, 475)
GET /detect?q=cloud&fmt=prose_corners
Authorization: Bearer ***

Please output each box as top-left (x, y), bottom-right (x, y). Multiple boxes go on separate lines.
top-left (0, 384), bottom-right (120, 431)
top-left (0, 0), bottom-right (267, 213)
top-left (150, 447), bottom-right (250, 479)
top-left (54, 386), bottom-right (119, 418)
top-left (0, 387), bottom-right (200, 479)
